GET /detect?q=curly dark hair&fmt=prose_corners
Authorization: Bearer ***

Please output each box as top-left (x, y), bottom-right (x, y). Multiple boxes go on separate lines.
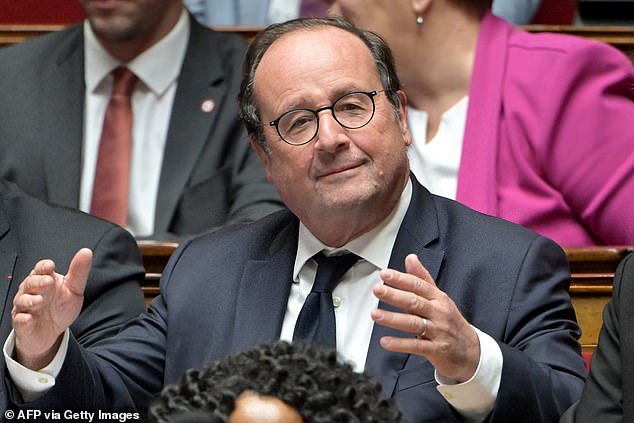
top-left (147, 341), bottom-right (402, 422)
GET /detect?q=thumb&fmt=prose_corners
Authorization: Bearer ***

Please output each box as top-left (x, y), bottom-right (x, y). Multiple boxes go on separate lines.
top-left (64, 248), bottom-right (93, 296)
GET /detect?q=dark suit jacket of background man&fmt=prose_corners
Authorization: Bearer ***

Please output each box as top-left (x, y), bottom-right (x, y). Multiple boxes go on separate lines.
top-left (0, 16), bottom-right (282, 239)
top-left (561, 252), bottom-right (634, 423)
top-left (0, 179), bottom-right (145, 411)
top-left (12, 178), bottom-right (587, 422)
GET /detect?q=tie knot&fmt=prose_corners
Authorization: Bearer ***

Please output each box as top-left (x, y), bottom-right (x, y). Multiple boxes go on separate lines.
top-left (112, 67), bottom-right (137, 97)
top-left (311, 251), bottom-right (359, 293)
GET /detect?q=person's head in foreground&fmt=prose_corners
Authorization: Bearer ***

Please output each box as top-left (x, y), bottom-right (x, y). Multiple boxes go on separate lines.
top-left (148, 341), bottom-right (402, 422)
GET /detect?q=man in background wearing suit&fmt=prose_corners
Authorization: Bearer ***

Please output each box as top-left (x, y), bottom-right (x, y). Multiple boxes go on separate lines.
top-left (560, 252), bottom-right (634, 423)
top-left (6, 18), bottom-right (585, 422)
top-left (0, 179), bottom-right (145, 411)
top-left (0, 0), bottom-right (281, 240)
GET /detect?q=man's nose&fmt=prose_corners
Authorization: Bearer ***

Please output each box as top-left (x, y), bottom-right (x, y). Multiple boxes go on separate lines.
top-left (314, 110), bottom-right (349, 153)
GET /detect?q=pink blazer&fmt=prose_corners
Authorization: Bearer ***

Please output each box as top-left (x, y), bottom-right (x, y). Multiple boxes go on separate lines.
top-left (456, 12), bottom-right (634, 247)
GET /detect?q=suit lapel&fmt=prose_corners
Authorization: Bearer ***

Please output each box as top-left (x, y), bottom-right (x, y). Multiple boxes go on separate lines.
top-left (456, 12), bottom-right (510, 216)
top-left (43, 26), bottom-right (85, 207)
top-left (155, 19), bottom-right (230, 232)
top-left (230, 219), bottom-right (299, 353)
top-left (365, 178), bottom-right (445, 396)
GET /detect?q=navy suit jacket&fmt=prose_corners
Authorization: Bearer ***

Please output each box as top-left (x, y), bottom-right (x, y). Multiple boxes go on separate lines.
top-left (12, 179), bottom-right (586, 422)
top-left (0, 16), bottom-right (281, 239)
top-left (0, 180), bottom-right (145, 412)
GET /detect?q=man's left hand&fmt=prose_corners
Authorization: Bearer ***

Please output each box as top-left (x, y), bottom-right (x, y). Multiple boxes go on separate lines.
top-left (371, 253), bottom-right (480, 382)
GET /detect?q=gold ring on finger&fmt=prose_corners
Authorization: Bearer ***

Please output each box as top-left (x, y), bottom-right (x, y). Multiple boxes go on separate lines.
top-left (416, 317), bottom-right (428, 339)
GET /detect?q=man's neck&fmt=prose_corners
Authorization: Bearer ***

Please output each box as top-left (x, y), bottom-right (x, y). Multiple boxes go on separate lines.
top-left (303, 175), bottom-right (410, 248)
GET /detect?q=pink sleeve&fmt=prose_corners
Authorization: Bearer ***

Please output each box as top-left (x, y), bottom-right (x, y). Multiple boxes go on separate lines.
top-left (534, 42), bottom-right (634, 244)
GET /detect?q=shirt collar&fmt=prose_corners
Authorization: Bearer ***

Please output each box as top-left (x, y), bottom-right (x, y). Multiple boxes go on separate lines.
top-left (293, 178), bottom-right (413, 281)
top-left (84, 8), bottom-right (190, 96)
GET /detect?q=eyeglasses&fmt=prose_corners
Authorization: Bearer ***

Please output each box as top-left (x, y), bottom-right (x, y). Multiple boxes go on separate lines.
top-left (269, 90), bottom-right (385, 146)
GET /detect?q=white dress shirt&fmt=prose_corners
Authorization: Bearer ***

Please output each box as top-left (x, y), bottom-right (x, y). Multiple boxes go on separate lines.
top-left (280, 179), bottom-right (502, 422)
top-left (407, 96), bottom-right (468, 200)
top-left (81, 9), bottom-right (189, 236)
top-left (4, 178), bottom-right (502, 421)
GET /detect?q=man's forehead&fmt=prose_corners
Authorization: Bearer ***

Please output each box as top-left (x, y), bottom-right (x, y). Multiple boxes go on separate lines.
top-left (251, 25), bottom-right (383, 119)
top-left (254, 26), bottom-right (374, 90)
top-left (263, 26), bottom-right (370, 65)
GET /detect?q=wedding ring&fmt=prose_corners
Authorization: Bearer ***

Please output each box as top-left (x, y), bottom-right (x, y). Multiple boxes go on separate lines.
top-left (417, 317), bottom-right (428, 339)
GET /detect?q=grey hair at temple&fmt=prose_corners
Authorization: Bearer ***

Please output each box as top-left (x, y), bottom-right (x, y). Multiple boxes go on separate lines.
top-left (238, 17), bottom-right (403, 152)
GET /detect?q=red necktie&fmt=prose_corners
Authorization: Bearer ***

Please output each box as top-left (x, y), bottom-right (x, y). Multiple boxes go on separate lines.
top-left (90, 67), bottom-right (137, 227)
top-left (299, 0), bottom-right (329, 18)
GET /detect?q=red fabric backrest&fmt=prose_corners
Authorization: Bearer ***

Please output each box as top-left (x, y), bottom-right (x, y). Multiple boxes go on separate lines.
top-left (0, 0), bottom-right (84, 24)
top-left (532, 0), bottom-right (576, 24)
top-left (583, 351), bottom-right (593, 372)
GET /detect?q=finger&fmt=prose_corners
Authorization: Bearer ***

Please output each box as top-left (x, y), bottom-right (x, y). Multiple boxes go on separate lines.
top-left (30, 259), bottom-right (56, 277)
top-left (379, 268), bottom-right (434, 300)
top-left (373, 283), bottom-right (429, 317)
top-left (64, 248), bottom-right (93, 296)
top-left (371, 307), bottom-right (431, 337)
top-left (12, 312), bottom-right (36, 331)
top-left (12, 293), bottom-right (45, 313)
top-left (378, 336), bottom-right (432, 356)
top-left (405, 254), bottom-right (437, 288)
top-left (17, 275), bottom-right (56, 295)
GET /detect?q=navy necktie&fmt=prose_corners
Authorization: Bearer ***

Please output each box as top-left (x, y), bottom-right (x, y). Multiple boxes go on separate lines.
top-left (293, 252), bottom-right (360, 349)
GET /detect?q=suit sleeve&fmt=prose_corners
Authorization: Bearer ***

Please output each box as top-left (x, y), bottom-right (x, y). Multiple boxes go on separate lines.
top-left (488, 236), bottom-right (587, 422)
top-left (560, 253), bottom-right (634, 423)
top-left (539, 42), bottom-right (634, 245)
top-left (69, 225), bottom-right (146, 346)
top-left (7, 239), bottom-right (194, 412)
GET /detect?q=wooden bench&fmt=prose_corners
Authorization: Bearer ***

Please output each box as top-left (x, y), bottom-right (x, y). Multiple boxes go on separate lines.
top-left (1, 24), bottom-right (634, 61)
top-left (137, 241), bottom-right (632, 353)
top-left (566, 246), bottom-right (633, 353)
top-left (0, 24), bottom-right (261, 46)
top-left (525, 24), bottom-right (634, 57)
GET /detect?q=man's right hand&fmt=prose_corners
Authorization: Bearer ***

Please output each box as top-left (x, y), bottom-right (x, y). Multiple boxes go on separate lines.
top-left (11, 248), bottom-right (93, 370)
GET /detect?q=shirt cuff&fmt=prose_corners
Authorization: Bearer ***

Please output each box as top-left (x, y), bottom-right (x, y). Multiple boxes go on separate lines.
top-left (435, 326), bottom-right (503, 422)
top-left (3, 329), bottom-right (70, 402)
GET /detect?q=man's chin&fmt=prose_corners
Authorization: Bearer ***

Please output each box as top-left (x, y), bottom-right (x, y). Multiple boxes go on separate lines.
top-left (316, 184), bottom-right (379, 210)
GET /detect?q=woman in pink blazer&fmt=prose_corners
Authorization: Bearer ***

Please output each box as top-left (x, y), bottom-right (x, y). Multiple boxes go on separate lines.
top-left (328, 0), bottom-right (634, 246)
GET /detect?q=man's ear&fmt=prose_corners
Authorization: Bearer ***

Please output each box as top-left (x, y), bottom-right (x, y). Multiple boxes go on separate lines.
top-left (396, 90), bottom-right (413, 147)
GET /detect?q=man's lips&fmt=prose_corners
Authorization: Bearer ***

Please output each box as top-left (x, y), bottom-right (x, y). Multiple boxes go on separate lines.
top-left (315, 162), bottom-right (364, 179)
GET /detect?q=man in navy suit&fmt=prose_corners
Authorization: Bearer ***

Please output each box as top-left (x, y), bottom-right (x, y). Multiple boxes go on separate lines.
top-left (6, 18), bottom-right (586, 422)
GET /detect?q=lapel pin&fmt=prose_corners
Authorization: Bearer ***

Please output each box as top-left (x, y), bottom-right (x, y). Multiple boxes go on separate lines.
top-left (200, 99), bottom-right (216, 113)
